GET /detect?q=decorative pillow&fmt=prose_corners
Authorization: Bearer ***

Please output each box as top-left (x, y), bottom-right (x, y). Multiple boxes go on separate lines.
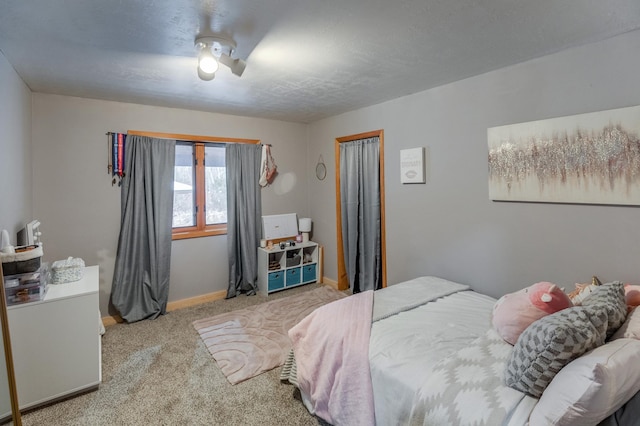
top-left (581, 281), bottom-right (627, 338)
top-left (611, 307), bottom-right (640, 340)
top-left (504, 305), bottom-right (607, 398)
top-left (624, 284), bottom-right (640, 307)
top-left (492, 282), bottom-right (572, 345)
top-left (529, 338), bottom-right (640, 426)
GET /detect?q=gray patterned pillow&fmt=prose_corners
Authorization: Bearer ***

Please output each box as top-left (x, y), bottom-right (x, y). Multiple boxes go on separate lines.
top-left (580, 281), bottom-right (627, 338)
top-left (504, 306), bottom-right (607, 397)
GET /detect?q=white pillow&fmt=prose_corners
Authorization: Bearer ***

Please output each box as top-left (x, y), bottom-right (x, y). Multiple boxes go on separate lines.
top-left (529, 338), bottom-right (640, 426)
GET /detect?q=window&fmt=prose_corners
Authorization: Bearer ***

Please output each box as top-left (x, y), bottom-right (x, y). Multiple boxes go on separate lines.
top-left (125, 129), bottom-right (259, 240)
top-left (173, 142), bottom-right (227, 239)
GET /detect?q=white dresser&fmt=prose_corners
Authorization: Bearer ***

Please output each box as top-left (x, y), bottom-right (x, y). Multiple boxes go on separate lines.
top-left (6, 265), bottom-right (101, 410)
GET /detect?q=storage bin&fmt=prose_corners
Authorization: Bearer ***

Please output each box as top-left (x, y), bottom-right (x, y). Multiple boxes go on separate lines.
top-left (6, 282), bottom-right (47, 305)
top-left (3, 265), bottom-right (49, 305)
top-left (1, 244), bottom-right (43, 275)
top-left (268, 272), bottom-right (285, 291)
top-left (302, 264), bottom-right (317, 283)
top-left (51, 257), bottom-right (85, 284)
top-left (286, 267), bottom-right (301, 286)
top-left (4, 266), bottom-right (47, 287)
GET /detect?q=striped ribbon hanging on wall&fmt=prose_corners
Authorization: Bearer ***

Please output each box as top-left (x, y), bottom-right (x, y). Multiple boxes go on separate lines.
top-left (107, 132), bottom-right (127, 186)
top-left (112, 132), bottom-right (126, 177)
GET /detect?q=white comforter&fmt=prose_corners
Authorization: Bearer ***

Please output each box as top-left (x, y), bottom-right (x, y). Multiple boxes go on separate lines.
top-left (291, 276), bottom-right (538, 425)
top-left (370, 278), bottom-right (538, 425)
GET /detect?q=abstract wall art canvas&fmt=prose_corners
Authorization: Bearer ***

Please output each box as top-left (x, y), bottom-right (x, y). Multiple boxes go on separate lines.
top-left (487, 105), bottom-right (640, 205)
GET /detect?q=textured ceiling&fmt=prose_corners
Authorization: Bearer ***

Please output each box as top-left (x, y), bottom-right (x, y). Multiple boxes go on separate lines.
top-left (1, 0), bottom-right (639, 123)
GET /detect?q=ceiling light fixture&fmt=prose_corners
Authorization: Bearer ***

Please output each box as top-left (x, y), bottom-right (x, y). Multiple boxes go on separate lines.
top-left (195, 35), bottom-right (247, 81)
top-left (198, 49), bottom-right (219, 74)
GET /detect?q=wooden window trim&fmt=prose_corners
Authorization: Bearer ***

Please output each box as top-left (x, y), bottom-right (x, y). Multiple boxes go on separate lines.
top-left (128, 130), bottom-right (260, 145)
top-left (127, 130), bottom-right (260, 241)
top-left (172, 143), bottom-right (228, 240)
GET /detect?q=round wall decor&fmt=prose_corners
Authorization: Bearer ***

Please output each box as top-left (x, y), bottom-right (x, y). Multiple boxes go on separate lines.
top-left (316, 156), bottom-right (327, 180)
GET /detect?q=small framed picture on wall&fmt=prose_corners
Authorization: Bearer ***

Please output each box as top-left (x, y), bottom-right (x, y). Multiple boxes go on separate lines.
top-left (400, 147), bottom-right (426, 184)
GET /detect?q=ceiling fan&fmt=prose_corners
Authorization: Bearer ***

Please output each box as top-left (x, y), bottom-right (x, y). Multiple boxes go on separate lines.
top-left (194, 35), bottom-right (247, 81)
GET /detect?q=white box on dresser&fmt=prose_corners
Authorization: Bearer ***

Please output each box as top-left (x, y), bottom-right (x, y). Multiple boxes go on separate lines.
top-left (7, 265), bottom-right (101, 410)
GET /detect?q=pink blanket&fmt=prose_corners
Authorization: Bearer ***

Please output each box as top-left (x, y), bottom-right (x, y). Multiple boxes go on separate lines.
top-left (289, 290), bottom-right (375, 426)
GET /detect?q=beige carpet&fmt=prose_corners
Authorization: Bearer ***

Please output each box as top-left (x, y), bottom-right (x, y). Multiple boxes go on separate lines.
top-left (193, 285), bottom-right (346, 384)
top-left (19, 282), bottom-right (327, 426)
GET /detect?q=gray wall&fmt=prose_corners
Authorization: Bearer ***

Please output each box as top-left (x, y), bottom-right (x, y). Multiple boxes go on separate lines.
top-left (31, 94), bottom-right (309, 315)
top-left (308, 30), bottom-right (640, 298)
top-left (0, 48), bottom-right (32, 420)
top-left (0, 51), bottom-right (32, 240)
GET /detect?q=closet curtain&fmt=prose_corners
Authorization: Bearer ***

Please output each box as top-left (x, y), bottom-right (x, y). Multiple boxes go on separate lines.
top-left (111, 135), bottom-right (176, 322)
top-left (226, 143), bottom-right (262, 298)
top-left (340, 137), bottom-right (382, 293)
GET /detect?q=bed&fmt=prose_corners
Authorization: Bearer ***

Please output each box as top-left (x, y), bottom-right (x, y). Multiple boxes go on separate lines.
top-left (281, 276), bottom-right (640, 426)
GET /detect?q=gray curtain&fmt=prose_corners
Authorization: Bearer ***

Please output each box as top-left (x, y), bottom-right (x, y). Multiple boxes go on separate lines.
top-left (111, 135), bottom-right (176, 322)
top-left (340, 137), bottom-right (382, 293)
top-left (226, 143), bottom-right (262, 298)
